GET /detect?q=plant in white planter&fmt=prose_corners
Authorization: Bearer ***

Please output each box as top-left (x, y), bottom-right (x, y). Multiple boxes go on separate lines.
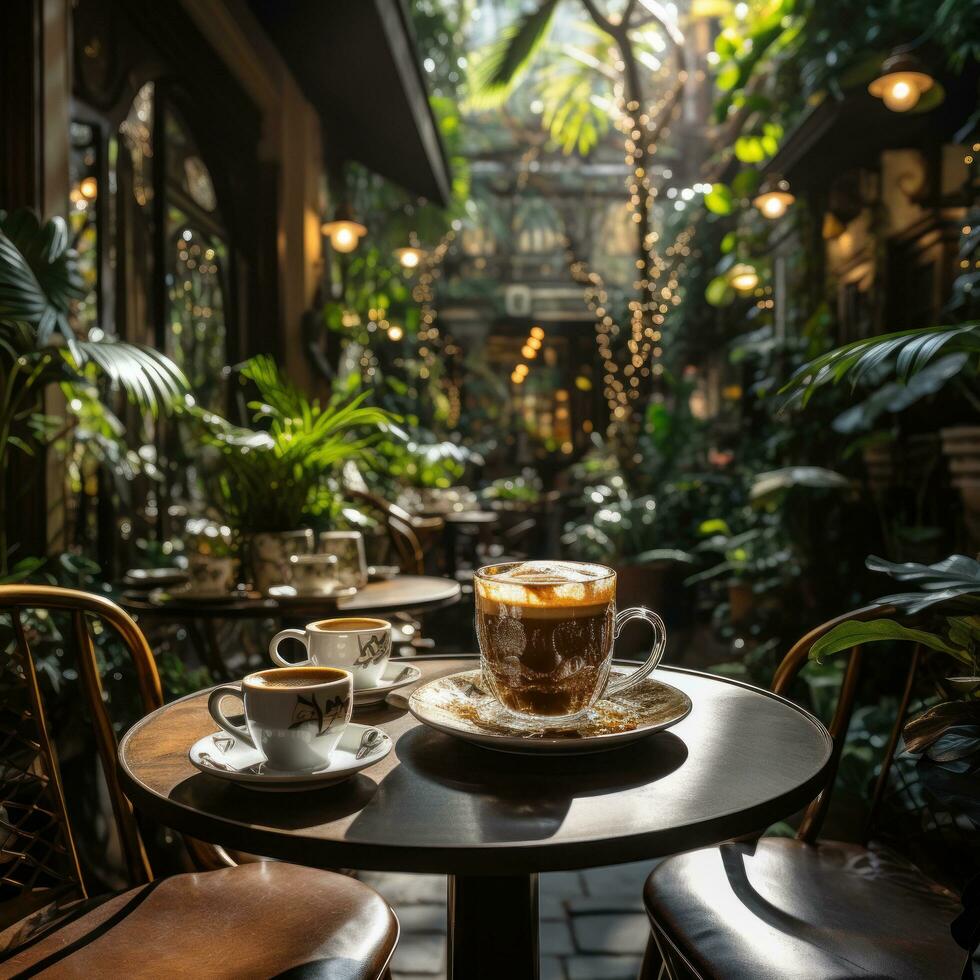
top-left (189, 356), bottom-right (393, 592)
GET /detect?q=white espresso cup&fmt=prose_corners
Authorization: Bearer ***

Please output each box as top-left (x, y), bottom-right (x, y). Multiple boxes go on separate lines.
top-left (208, 666), bottom-right (352, 771)
top-left (269, 617), bottom-right (392, 690)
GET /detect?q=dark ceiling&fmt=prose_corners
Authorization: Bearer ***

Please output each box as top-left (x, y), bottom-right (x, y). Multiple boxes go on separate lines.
top-left (248, 0), bottom-right (451, 206)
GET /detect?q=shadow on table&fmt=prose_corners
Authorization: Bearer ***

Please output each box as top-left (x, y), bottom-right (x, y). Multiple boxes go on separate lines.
top-left (169, 771), bottom-right (380, 831)
top-left (345, 725), bottom-right (687, 846)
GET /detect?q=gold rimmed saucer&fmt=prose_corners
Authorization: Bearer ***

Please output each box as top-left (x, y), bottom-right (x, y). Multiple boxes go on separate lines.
top-left (408, 666), bottom-right (691, 755)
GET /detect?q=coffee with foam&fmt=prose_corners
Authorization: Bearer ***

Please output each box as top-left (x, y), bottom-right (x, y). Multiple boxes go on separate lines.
top-left (475, 561), bottom-right (616, 717)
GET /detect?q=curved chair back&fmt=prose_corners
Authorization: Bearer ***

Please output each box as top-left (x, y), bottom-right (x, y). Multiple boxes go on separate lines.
top-left (348, 489), bottom-right (444, 574)
top-left (0, 585), bottom-right (163, 920)
top-left (770, 603), bottom-right (919, 845)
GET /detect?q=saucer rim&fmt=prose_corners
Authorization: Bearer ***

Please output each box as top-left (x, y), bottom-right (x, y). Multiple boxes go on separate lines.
top-left (188, 721), bottom-right (392, 785)
top-left (407, 666), bottom-right (692, 754)
top-left (353, 663), bottom-right (422, 703)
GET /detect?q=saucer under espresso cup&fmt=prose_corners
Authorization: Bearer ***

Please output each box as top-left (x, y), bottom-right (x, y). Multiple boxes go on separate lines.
top-left (474, 560), bottom-right (668, 728)
top-left (352, 662), bottom-right (422, 708)
top-left (208, 666), bottom-right (352, 771)
top-left (189, 722), bottom-right (392, 791)
top-left (269, 618), bottom-right (392, 691)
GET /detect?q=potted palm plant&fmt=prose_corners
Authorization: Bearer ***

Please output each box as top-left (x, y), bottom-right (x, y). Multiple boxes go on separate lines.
top-left (0, 209), bottom-right (186, 576)
top-left (190, 355), bottom-right (393, 593)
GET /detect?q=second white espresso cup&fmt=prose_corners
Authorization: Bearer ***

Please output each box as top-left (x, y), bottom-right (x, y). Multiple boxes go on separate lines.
top-left (208, 666), bottom-right (352, 771)
top-left (269, 617), bottom-right (392, 690)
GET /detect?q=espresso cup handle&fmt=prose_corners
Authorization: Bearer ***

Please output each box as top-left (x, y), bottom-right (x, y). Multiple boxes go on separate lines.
top-left (269, 628), bottom-right (311, 668)
top-left (207, 686), bottom-right (255, 747)
top-left (604, 607), bottom-right (667, 698)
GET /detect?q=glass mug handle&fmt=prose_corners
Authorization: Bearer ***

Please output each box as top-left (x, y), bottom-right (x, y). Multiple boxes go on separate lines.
top-left (603, 607), bottom-right (667, 698)
top-left (269, 628), bottom-right (311, 668)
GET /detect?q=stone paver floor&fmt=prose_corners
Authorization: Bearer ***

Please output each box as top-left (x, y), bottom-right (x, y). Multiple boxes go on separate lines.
top-left (359, 860), bottom-right (658, 980)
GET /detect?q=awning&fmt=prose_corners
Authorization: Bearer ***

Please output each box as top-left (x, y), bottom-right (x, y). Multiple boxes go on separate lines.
top-left (248, 0), bottom-right (451, 206)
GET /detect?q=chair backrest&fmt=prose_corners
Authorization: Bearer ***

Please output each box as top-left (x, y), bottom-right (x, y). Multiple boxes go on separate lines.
top-left (0, 585), bottom-right (163, 919)
top-left (770, 603), bottom-right (919, 846)
top-left (347, 489), bottom-right (444, 574)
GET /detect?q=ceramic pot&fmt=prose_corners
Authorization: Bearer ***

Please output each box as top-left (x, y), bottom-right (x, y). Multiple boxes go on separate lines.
top-left (250, 530), bottom-right (314, 594)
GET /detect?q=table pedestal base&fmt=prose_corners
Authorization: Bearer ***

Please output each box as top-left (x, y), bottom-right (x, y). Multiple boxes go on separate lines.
top-left (447, 873), bottom-right (539, 979)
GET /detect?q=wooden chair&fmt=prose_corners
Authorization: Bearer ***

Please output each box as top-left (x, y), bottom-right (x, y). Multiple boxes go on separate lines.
top-left (640, 604), bottom-right (968, 980)
top-left (348, 489), bottom-right (443, 574)
top-left (0, 585), bottom-right (398, 978)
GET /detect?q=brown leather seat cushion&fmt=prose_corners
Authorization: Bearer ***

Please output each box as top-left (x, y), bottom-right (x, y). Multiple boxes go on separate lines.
top-left (645, 838), bottom-right (964, 979)
top-left (0, 862), bottom-right (397, 979)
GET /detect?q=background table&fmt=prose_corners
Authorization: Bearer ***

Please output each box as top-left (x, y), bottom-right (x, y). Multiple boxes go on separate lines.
top-left (119, 655), bottom-right (832, 979)
top-left (440, 510), bottom-right (499, 577)
top-left (118, 576), bottom-right (460, 677)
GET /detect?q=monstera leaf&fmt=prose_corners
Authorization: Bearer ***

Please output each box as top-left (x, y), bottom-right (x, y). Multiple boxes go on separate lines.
top-left (866, 554), bottom-right (980, 615)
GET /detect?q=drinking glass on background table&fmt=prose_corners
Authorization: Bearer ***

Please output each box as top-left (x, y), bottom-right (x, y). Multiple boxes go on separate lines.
top-left (269, 617), bottom-right (392, 689)
top-left (474, 560), bottom-right (666, 725)
top-left (318, 531), bottom-right (368, 589)
top-left (208, 666), bottom-right (352, 771)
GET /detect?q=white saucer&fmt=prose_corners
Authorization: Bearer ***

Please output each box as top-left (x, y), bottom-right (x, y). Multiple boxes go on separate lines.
top-left (354, 663), bottom-right (422, 708)
top-left (408, 667), bottom-right (691, 755)
top-left (266, 584), bottom-right (359, 600)
top-left (189, 722), bottom-right (391, 791)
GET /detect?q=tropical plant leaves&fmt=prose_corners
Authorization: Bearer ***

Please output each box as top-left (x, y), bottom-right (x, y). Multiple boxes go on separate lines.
top-left (781, 322), bottom-right (980, 408)
top-left (0, 210), bottom-right (84, 352)
top-left (862, 553), bottom-right (980, 615)
top-left (470, 0), bottom-right (560, 104)
top-left (809, 618), bottom-right (967, 663)
top-left (193, 356), bottom-right (395, 531)
top-left (749, 466), bottom-right (851, 503)
top-left (71, 342), bottom-right (188, 416)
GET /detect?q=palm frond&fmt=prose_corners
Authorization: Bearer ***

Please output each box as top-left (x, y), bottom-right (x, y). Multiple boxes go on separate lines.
top-left (0, 210), bottom-right (84, 351)
top-left (780, 322), bottom-right (980, 408)
top-left (470, 0), bottom-right (560, 104)
top-left (71, 341), bottom-right (188, 416)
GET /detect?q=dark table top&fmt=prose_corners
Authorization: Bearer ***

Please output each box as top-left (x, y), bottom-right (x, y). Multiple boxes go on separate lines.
top-left (119, 656), bottom-right (832, 875)
top-left (118, 575), bottom-right (461, 620)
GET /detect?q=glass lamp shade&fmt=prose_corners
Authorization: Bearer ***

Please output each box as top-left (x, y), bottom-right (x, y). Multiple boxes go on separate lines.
top-left (868, 53), bottom-right (935, 112)
top-left (322, 203), bottom-right (367, 253)
top-left (753, 176), bottom-right (795, 219)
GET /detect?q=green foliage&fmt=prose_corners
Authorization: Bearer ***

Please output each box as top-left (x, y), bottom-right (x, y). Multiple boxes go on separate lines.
top-left (779, 322), bottom-right (980, 409)
top-left (191, 356), bottom-right (394, 532)
top-left (469, 0), bottom-right (560, 104)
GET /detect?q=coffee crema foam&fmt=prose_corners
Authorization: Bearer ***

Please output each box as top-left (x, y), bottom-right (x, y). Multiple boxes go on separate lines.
top-left (476, 560), bottom-right (614, 616)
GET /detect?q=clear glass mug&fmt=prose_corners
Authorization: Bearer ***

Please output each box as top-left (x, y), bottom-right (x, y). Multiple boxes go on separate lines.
top-left (474, 561), bottom-right (667, 724)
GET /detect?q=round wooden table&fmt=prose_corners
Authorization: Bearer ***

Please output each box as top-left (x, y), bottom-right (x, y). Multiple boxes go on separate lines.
top-left (118, 576), bottom-right (461, 678)
top-left (118, 656), bottom-right (832, 979)
top-left (118, 575), bottom-right (461, 620)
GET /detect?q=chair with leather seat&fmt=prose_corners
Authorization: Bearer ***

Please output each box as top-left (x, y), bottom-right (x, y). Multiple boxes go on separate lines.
top-left (0, 584), bottom-right (398, 978)
top-left (640, 604), bottom-right (968, 980)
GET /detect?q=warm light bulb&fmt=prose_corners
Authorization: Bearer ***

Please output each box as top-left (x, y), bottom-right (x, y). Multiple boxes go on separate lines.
top-left (530, 326), bottom-right (545, 340)
top-left (387, 325), bottom-right (404, 341)
top-left (868, 57), bottom-right (935, 114)
top-left (521, 345), bottom-right (536, 359)
top-left (331, 224), bottom-right (358, 252)
top-left (395, 245), bottom-right (424, 269)
top-left (883, 77), bottom-right (918, 111)
top-left (728, 264), bottom-right (759, 293)
top-left (79, 176), bottom-right (98, 200)
top-left (527, 337), bottom-right (542, 350)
